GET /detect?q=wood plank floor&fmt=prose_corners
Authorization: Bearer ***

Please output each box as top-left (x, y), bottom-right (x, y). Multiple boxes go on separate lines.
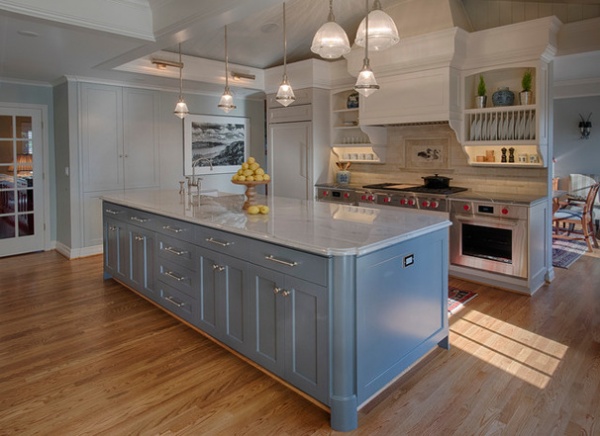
top-left (1, 250), bottom-right (599, 435)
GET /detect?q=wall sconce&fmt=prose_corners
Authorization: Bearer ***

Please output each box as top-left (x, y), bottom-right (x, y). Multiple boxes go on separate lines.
top-left (579, 113), bottom-right (592, 139)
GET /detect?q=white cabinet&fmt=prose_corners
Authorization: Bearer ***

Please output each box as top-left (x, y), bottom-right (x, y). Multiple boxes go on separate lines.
top-left (80, 83), bottom-right (159, 192)
top-left (80, 83), bottom-right (159, 247)
top-left (267, 88), bottom-right (330, 200)
top-left (460, 66), bottom-right (548, 168)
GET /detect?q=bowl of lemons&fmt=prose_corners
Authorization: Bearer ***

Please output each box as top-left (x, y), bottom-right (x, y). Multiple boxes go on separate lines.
top-left (231, 157), bottom-right (271, 213)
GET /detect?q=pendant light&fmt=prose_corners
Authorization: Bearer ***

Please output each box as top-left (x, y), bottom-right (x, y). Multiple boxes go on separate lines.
top-left (218, 25), bottom-right (236, 113)
top-left (275, 2), bottom-right (296, 107)
top-left (174, 43), bottom-right (189, 119)
top-left (354, 0), bottom-right (379, 97)
top-left (355, 0), bottom-right (399, 52)
top-left (311, 0), bottom-right (350, 59)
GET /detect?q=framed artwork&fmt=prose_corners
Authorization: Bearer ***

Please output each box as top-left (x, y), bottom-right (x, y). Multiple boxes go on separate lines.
top-left (406, 138), bottom-right (448, 169)
top-left (184, 114), bottom-right (249, 175)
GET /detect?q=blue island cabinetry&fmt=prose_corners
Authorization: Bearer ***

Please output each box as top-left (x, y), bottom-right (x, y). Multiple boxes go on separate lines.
top-left (102, 192), bottom-right (450, 431)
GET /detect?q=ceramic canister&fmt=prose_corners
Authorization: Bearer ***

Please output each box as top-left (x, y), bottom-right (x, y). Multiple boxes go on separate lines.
top-left (336, 171), bottom-right (351, 184)
top-left (492, 87), bottom-right (515, 106)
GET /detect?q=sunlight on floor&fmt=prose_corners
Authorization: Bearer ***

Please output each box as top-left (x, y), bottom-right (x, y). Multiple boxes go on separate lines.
top-left (449, 309), bottom-right (569, 389)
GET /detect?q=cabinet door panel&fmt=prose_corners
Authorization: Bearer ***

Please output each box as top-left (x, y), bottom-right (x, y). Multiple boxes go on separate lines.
top-left (123, 89), bottom-right (159, 189)
top-left (198, 247), bottom-right (219, 335)
top-left (104, 216), bottom-right (128, 281)
top-left (284, 276), bottom-right (329, 404)
top-left (268, 122), bottom-right (311, 200)
top-left (129, 224), bottom-right (156, 300)
top-left (81, 84), bottom-right (123, 192)
top-left (247, 265), bottom-right (285, 375)
top-left (221, 256), bottom-right (246, 349)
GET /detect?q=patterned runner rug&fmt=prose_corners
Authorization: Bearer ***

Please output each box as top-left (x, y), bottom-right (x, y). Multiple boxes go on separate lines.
top-left (448, 287), bottom-right (477, 315)
top-left (552, 239), bottom-right (588, 269)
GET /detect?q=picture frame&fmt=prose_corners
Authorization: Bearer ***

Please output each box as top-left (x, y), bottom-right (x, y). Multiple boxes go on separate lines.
top-left (406, 138), bottom-right (448, 169)
top-left (184, 114), bottom-right (249, 175)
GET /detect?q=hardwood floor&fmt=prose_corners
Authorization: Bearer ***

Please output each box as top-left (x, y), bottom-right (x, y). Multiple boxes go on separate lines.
top-left (1, 250), bottom-right (599, 435)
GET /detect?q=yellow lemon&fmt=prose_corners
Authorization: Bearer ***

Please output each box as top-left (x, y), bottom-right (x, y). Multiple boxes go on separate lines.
top-left (231, 175), bottom-right (238, 181)
top-left (246, 175), bottom-right (254, 182)
top-left (249, 162), bottom-right (259, 171)
top-left (237, 175), bottom-right (246, 181)
top-left (259, 205), bottom-right (270, 214)
top-left (247, 157), bottom-right (256, 164)
top-left (247, 206), bottom-right (260, 215)
top-left (243, 169), bottom-right (253, 177)
top-left (255, 168), bottom-right (265, 175)
top-left (237, 169), bottom-right (244, 175)
top-left (242, 162), bottom-right (249, 169)
top-left (263, 174), bottom-right (271, 181)
top-left (254, 174), bottom-right (264, 181)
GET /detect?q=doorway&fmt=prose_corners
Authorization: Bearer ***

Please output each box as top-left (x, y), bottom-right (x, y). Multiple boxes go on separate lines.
top-left (0, 106), bottom-right (46, 257)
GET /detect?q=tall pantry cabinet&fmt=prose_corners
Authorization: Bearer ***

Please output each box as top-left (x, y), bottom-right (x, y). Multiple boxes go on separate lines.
top-left (56, 81), bottom-right (160, 258)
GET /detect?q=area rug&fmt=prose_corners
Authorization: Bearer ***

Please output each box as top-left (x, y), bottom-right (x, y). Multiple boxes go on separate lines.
top-left (552, 238), bottom-right (588, 268)
top-left (448, 287), bottom-right (477, 315)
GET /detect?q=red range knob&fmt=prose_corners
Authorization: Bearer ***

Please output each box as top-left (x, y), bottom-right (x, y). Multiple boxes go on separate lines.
top-left (323, 191), bottom-right (329, 196)
top-left (431, 201), bottom-right (439, 209)
top-left (343, 192), bottom-right (350, 198)
top-left (408, 198), bottom-right (416, 206)
top-left (368, 195), bottom-right (375, 201)
top-left (502, 208), bottom-right (509, 215)
top-left (421, 200), bottom-right (430, 208)
top-left (384, 197), bottom-right (391, 203)
top-left (463, 204), bottom-right (470, 211)
top-left (361, 194), bottom-right (367, 200)
top-left (400, 198), bottom-right (407, 205)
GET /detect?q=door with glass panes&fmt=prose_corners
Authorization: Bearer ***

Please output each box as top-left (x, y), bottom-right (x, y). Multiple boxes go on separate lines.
top-left (0, 108), bottom-right (44, 257)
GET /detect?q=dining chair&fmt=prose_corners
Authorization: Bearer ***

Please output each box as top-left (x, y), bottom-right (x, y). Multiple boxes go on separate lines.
top-left (552, 182), bottom-right (600, 252)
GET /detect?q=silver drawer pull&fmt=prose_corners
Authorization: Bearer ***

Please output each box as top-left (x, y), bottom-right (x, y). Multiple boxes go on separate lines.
top-left (105, 208), bottom-right (120, 215)
top-left (165, 246), bottom-right (188, 256)
top-left (165, 296), bottom-right (185, 308)
top-left (164, 271), bottom-right (185, 282)
top-left (265, 255), bottom-right (298, 267)
top-left (163, 225), bottom-right (184, 233)
top-left (206, 237), bottom-right (232, 247)
top-left (130, 216), bottom-right (148, 223)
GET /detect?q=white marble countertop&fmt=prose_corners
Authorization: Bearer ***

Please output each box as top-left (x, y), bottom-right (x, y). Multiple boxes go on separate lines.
top-left (102, 189), bottom-right (451, 256)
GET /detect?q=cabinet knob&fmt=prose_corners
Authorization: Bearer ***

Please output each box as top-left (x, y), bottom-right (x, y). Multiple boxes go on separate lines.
top-left (273, 287), bottom-right (283, 294)
top-left (282, 290), bottom-right (290, 297)
top-left (212, 264), bottom-right (225, 272)
top-left (134, 235), bottom-right (144, 241)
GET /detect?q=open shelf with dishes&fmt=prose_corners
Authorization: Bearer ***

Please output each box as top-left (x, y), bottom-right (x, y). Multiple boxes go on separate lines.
top-left (331, 89), bottom-right (387, 163)
top-left (460, 66), bottom-right (548, 167)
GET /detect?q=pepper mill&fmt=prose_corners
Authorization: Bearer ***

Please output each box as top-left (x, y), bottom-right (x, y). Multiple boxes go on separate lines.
top-left (501, 147), bottom-right (507, 163)
top-left (508, 147), bottom-right (515, 163)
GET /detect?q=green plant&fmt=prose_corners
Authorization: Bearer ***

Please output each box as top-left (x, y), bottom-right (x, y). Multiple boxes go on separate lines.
top-left (522, 70), bottom-right (533, 92)
top-left (477, 76), bottom-right (486, 97)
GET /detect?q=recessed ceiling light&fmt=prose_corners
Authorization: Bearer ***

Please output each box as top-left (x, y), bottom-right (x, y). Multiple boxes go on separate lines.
top-left (260, 23), bottom-right (279, 34)
top-left (18, 30), bottom-right (39, 37)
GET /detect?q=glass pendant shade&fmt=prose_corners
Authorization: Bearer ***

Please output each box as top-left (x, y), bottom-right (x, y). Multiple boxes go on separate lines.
top-left (276, 3), bottom-right (295, 107)
top-left (218, 87), bottom-right (236, 113)
top-left (355, 1), bottom-right (399, 51)
top-left (354, 61), bottom-right (379, 97)
top-left (174, 98), bottom-right (189, 119)
top-left (311, 0), bottom-right (350, 59)
top-left (276, 75), bottom-right (296, 107)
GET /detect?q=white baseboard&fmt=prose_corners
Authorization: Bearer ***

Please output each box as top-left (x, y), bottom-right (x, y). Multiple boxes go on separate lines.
top-left (55, 241), bottom-right (103, 259)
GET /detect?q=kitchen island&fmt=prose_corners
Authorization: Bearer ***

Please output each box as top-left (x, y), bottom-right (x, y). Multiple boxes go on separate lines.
top-left (101, 189), bottom-right (451, 431)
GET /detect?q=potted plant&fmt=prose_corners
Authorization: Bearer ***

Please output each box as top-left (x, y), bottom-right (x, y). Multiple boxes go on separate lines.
top-left (476, 75), bottom-right (487, 108)
top-left (520, 70), bottom-right (533, 105)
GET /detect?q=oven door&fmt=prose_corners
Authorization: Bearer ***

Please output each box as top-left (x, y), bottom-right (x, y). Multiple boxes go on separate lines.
top-left (450, 214), bottom-right (528, 278)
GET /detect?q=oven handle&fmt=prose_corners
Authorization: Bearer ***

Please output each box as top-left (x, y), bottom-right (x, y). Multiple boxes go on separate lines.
top-left (451, 214), bottom-right (522, 228)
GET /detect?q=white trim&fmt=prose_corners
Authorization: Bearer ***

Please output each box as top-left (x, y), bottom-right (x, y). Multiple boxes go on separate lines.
top-left (55, 241), bottom-right (103, 259)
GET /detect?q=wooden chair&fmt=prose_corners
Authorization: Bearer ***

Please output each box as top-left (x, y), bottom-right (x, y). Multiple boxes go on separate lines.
top-left (552, 182), bottom-right (600, 252)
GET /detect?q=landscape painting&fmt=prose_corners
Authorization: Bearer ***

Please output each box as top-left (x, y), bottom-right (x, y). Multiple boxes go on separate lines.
top-left (184, 115), bottom-right (248, 175)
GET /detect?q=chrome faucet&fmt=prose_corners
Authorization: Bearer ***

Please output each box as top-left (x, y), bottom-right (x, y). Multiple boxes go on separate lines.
top-left (186, 156), bottom-right (213, 195)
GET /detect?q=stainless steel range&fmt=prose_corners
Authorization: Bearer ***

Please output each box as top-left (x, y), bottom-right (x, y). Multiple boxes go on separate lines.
top-left (358, 183), bottom-right (467, 212)
top-left (316, 181), bottom-right (468, 213)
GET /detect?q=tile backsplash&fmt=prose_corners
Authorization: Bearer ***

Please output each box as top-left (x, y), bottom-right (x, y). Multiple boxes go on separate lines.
top-left (344, 123), bottom-right (548, 196)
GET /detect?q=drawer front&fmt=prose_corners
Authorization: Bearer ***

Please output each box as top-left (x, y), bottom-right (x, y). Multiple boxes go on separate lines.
top-left (157, 282), bottom-right (197, 325)
top-left (126, 209), bottom-right (156, 231)
top-left (157, 234), bottom-right (197, 271)
top-left (155, 215), bottom-right (195, 240)
top-left (197, 226), bottom-right (328, 285)
top-left (157, 258), bottom-right (198, 298)
top-left (103, 202), bottom-right (129, 220)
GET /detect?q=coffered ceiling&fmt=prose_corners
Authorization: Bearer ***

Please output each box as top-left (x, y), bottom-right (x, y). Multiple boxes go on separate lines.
top-left (0, 0), bottom-right (599, 95)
